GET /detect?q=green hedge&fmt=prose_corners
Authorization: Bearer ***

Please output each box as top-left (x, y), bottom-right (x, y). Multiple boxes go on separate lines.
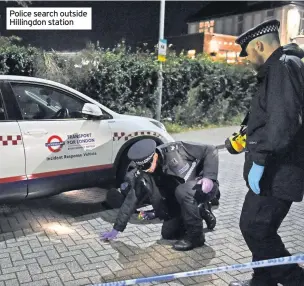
top-left (0, 37), bottom-right (257, 126)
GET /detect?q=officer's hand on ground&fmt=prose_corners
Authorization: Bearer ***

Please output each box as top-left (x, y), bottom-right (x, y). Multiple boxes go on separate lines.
top-left (100, 229), bottom-right (119, 241)
top-left (138, 210), bottom-right (156, 220)
top-left (248, 162), bottom-right (265, 195)
top-left (197, 178), bottom-right (214, 193)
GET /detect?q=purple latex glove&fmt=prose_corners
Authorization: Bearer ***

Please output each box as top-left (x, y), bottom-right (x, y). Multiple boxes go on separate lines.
top-left (197, 178), bottom-right (214, 193)
top-left (100, 229), bottom-right (119, 241)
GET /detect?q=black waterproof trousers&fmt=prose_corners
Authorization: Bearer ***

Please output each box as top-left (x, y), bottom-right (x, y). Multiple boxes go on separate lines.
top-left (240, 191), bottom-right (304, 286)
top-left (161, 180), bottom-right (218, 241)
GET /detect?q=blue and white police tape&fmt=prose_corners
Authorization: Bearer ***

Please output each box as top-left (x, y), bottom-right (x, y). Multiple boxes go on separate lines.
top-left (95, 254), bottom-right (304, 286)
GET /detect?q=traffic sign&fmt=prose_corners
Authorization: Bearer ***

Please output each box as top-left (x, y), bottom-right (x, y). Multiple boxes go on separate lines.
top-left (158, 39), bottom-right (167, 62)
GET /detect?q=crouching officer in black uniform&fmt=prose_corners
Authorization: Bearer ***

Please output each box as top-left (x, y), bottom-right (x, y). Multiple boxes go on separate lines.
top-left (229, 19), bottom-right (304, 286)
top-left (100, 139), bottom-right (219, 251)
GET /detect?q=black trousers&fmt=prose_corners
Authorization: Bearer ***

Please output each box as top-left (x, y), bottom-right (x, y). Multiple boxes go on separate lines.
top-left (161, 180), bottom-right (217, 241)
top-left (240, 191), bottom-right (304, 286)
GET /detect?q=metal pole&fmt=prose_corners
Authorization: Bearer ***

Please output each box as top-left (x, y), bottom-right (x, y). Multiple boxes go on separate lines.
top-left (156, 0), bottom-right (165, 121)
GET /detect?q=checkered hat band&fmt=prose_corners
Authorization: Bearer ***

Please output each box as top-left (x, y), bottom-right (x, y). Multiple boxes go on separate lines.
top-left (239, 24), bottom-right (279, 45)
top-left (134, 152), bottom-right (155, 166)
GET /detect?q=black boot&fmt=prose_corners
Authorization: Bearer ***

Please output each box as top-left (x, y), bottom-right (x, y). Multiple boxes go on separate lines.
top-left (173, 233), bottom-right (205, 251)
top-left (199, 202), bottom-right (216, 230)
top-left (211, 189), bottom-right (221, 206)
top-left (210, 197), bottom-right (219, 206)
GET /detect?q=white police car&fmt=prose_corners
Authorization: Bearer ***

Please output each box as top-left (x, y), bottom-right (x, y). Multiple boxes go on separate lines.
top-left (0, 75), bottom-right (174, 202)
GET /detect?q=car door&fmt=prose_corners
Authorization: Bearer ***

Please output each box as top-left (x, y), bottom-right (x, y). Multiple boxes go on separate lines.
top-left (0, 81), bottom-right (27, 201)
top-left (8, 80), bottom-right (113, 198)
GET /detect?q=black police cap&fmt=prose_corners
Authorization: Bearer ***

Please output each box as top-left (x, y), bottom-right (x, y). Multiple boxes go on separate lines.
top-left (236, 19), bottom-right (280, 57)
top-left (127, 139), bottom-right (156, 166)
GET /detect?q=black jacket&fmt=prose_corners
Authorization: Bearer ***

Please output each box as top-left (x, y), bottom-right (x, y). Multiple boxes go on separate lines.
top-left (113, 169), bottom-right (171, 232)
top-left (243, 43), bottom-right (304, 202)
top-left (156, 141), bottom-right (219, 182)
top-left (113, 142), bottom-right (219, 232)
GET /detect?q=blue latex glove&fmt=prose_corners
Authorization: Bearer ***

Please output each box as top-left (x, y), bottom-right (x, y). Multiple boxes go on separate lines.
top-left (100, 229), bottom-right (119, 241)
top-left (248, 162), bottom-right (265, 195)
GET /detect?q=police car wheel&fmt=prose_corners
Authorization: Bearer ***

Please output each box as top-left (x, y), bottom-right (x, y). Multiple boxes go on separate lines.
top-left (116, 151), bottom-right (137, 188)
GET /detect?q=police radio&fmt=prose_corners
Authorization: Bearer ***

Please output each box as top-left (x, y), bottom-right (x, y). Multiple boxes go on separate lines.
top-left (225, 112), bottom-right (249, 155)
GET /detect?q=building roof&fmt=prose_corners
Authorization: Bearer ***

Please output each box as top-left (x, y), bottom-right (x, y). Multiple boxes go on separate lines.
top-left (186, 1), bottom-right (304, 23)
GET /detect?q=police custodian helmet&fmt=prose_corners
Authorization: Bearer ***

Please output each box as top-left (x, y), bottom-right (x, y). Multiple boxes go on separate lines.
top-left (235, 19), bottom-right (280, 57)
top-left (127, 139), bottom-right (157, 169)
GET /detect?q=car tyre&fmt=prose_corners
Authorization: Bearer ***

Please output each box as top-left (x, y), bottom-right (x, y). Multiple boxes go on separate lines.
top-left (104, 149), bottom-right (136, 209)
top-left (105, 188), bottom-right (125, 209)
top-left (116, 154), bottom-right (136, 189)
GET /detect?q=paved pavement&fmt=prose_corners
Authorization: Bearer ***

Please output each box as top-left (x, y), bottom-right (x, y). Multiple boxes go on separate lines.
top-left (0, 150), bottom-right (304, 286)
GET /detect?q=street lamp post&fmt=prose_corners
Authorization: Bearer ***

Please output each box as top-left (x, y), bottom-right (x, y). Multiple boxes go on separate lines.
top-left (156, 0), bottom-right (165, 121)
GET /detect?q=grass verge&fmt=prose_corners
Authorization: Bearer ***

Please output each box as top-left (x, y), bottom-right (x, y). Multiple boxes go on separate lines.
top-left (164, 115), bottom-right (244, 134)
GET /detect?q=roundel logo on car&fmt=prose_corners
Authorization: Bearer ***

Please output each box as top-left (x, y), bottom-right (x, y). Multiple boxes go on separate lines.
top-left (45, 135), bottom-right (65, 153)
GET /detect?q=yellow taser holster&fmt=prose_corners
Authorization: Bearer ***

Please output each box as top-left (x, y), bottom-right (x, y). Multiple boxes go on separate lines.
top-left (225, 125), bottom-right (247, 155)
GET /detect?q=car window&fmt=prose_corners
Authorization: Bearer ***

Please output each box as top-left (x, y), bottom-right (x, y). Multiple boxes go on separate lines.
top-left (11, 83), bottom-right (85, 120)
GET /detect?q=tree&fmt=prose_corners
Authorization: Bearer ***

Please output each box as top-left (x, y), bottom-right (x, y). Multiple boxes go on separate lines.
top-left (5, 0), bottom-right (31, 7)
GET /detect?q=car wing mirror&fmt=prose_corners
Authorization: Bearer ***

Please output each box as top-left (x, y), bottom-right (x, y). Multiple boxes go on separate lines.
top-left (82, 103), bottom-right (103, 118)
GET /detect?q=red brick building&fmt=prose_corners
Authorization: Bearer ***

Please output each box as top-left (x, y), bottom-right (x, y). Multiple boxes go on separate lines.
top-left (187, 1), bottom-right (304, 63)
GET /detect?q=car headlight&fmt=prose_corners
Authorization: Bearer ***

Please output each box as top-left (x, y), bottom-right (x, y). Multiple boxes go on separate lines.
top-left (150, 120), bottom-right (166, 131)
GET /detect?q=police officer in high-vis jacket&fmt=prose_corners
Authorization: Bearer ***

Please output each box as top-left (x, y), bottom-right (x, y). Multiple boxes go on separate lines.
top-left (100, 139), bottom-right (219, 251)
top-left (230, 19), bottom-right (304, 286)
